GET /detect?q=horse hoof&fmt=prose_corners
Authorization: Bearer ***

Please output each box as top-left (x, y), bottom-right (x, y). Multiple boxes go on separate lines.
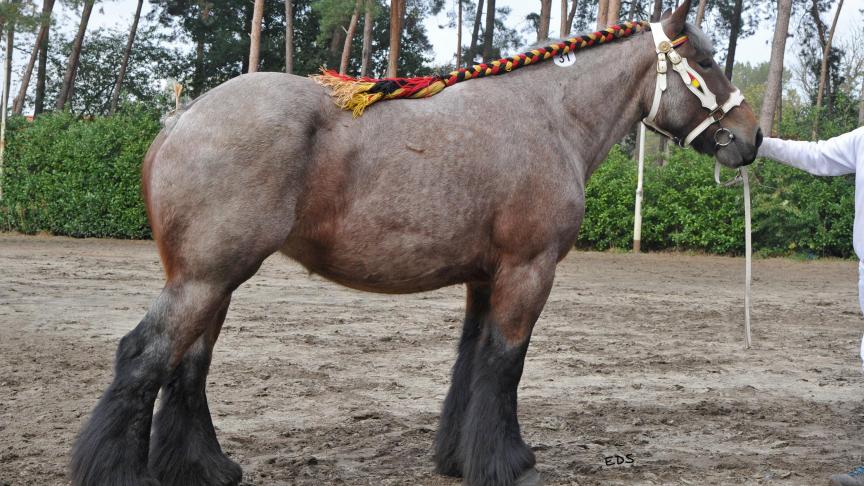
top-left (514, 467), bottom-right (543, 486)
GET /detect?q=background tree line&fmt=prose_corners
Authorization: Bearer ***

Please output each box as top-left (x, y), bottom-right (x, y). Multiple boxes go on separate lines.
top-left (1, 0), bottom-right (863, 256)
top-left (0, 0), bottom-right (857, 140)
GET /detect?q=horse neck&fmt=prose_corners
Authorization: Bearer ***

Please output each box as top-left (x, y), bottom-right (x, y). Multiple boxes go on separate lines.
top-left (497, 35), bottom-right (656, 178)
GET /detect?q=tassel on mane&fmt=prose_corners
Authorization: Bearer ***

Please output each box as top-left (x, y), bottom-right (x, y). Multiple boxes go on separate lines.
top-left (312, 70), bottom-right (446, 117)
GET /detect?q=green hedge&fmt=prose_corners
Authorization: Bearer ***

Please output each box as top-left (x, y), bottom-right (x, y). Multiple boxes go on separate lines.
top-left (577, 145), bottom-right (855, 257)
top-left (0, 110), bottom-right (161, 238)
top-left (0, 112), bottom-right (856, 258)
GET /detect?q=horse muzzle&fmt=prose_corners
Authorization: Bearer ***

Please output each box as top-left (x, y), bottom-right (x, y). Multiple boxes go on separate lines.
top-left (715, 127), bottom-right (761, 168)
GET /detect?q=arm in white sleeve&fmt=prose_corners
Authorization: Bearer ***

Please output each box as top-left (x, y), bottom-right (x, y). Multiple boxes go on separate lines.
top-left (757, 127), bottom-right (864, 176)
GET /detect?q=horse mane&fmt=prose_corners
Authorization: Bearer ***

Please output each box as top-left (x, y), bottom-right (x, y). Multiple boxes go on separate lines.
top-left (313, 20), bottom-right (651, 117)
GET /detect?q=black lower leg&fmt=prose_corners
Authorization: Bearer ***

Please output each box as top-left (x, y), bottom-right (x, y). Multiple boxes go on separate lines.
top-left (460, 330), bottom-right (535, 486)
top-left (71, 313), bottom-right (170, 486)
top-left (148, 310), bottom-right (240, 486)
top-left (434, 285), bottom-right (490, 477)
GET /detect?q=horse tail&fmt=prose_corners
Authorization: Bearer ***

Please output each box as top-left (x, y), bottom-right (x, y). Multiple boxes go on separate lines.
top-left (160, 92), bottom-right (208, 129)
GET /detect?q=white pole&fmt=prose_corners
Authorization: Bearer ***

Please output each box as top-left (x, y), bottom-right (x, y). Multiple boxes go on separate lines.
top-left (742, 166), bottom-right (752, 349)
top-left (633, 123), bottom-right (646, 253)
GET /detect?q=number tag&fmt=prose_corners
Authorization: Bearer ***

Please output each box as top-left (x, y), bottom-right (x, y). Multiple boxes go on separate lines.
top-left (554, 51), bottom-right (577, 67)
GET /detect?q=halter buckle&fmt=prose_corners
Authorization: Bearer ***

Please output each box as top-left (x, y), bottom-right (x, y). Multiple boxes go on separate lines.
top-left (657, 54), bottom-right (667, 74)
top-left (710, 106), bottom-right (726, 122)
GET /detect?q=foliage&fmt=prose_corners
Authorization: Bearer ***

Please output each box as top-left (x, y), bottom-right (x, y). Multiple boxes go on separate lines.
top-left (578, 145), bottom-right (855, 257)
top-left (147, 0), bottom-right (438, 92)
top-left (579, 146), bottom-right (745, 254)
top-left (795, 0), bottom-right (844, 112)
top-left (455, 0), bottom-right (521, 65)
top-left (0, 109), bottom-right (161, 238)
top-left (749, 157), bottom-right (854, 257)
top-left (0, 0), bottom-right (42, 34)
top-left (0, 112), bottom-right (857, 258)
top-left (37, 25), bottom-right (186, 116)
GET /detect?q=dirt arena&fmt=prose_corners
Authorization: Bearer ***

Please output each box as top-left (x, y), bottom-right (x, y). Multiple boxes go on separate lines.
top-left (2, 233), bottom-right (863, 485)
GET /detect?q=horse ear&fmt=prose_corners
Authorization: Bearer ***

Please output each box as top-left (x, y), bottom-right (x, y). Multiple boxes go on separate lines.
top-left (661, 0), bottom-right (691, 37)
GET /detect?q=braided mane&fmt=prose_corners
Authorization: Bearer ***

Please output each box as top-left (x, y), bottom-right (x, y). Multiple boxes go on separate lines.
top-left (312, 20), bottom-right (650, 117)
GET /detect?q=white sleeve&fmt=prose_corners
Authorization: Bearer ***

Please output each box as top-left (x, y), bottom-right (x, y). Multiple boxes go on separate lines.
top-left (757, 127), bottom-right (864, 176)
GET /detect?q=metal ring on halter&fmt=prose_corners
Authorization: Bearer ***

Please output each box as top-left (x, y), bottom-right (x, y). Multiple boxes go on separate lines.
top-left (714, 127), bottom-right (735, 147)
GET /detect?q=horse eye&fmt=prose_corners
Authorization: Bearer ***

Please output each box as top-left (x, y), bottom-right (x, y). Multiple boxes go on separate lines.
top-left (698, 59), bottom-right (713, 69)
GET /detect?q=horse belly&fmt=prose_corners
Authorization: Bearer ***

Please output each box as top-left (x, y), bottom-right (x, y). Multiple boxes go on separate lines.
top-left (284, 214), bottom-right (488, 294)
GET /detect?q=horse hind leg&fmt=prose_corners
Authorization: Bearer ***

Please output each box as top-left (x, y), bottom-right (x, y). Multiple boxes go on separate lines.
top-left (70, 279), bottom-right (234, 486)
top-left (434, 283), bottom-right (491, 477)
top-left (148, 297), bottom-right (242, 486)
top-left (71, 231), bottom-right (284, 484)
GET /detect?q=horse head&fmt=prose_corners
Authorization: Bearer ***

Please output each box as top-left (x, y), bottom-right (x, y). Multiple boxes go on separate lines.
top-left (641, 0), bottom-right (762, 168)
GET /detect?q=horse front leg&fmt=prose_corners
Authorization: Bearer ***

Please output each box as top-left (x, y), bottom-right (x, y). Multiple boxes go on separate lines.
top-left (435, 283), bottom-right (491, 477)
top-left (460, 254), bottom-right (556, 486)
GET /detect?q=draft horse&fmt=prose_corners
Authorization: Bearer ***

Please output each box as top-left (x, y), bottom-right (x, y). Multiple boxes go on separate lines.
top-left (71, 1), bottom-right (761, 485)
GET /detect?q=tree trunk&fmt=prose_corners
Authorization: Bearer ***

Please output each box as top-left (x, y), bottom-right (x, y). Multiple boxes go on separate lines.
top-left (759, 0), bottom-right (792, 135)
top-left (810, 0), bottom-right (827, 46)
top-left (468, 0), bottom-right (484, 63)
top-left (34, 23), bottom-right (48, 115)
top-left (723, 0), bottom-right (743, 81)
top-left (240, 2), bottom-right (253, 73)
top-left (387, 0), bottom-right (404, 77)
top-left (560, 0), bottom-right (568, 37)
top-left (0, 15), bottom-right (12, 200)
top-left (340, 0), bottom-right (361, 74)
top-left (194, 37), bottom-right (205, 96)
top-left (607, 0), bottom-right (621, 25)
top-left (651, 0), bottom-right (662, 22)
top-left (775, 87), bottom-right (783, 134)
top-left (597, 0), bottom-right (609, 29)
top-left (55, 0), bottom-right (95, 110)
top-left (109, 0), bottom-right (143, 115)
top-left (482, 0), bottom-right (495, 62)
top-left (812, 0), bottom-right (844, 139)
top-left (566, 0), bottom-right (578, 35)
top-left (456, 0), bottom-right (462, 68)
top-left (192, 4), bottom-right (211, 97)
top-left (285, 0), bottom-right (294, 73)
top-left (13, 0), bottom-right (54, 115)
top-left (627, 0), bottom-right (637, 21)
top-left (248, 0), bottom-right (265, 73)
top-left (329, 24), bottom-right (344, 64)
top-left (361, 0), bottom-right (373, 75)
top-left (695, 0), bottom-right (707, 27)
top-left (859, 81), bottom-right (864, 126)
top-left (538, 0), bottom-right (552, 41)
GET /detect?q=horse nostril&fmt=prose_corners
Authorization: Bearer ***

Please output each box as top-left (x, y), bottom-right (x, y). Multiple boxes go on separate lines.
top-left (755, 128), bottom-right (764, 148)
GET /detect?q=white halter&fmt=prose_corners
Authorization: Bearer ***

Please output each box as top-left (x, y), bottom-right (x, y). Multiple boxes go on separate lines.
top-left (642, 22), bottom-right (746, 148)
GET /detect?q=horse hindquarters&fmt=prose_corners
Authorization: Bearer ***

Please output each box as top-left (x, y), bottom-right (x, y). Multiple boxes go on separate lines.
top-left (70, 212), bottom-right (287, 485)
top-left (72, 91), bottom-right (308, 484)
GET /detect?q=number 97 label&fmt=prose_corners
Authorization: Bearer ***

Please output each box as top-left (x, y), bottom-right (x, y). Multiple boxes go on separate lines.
top-left (554, 51), bottom-right (577, 67)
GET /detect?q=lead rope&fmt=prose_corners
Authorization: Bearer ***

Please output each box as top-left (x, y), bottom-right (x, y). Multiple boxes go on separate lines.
top-left (715, 162), bottom-right (752, 349)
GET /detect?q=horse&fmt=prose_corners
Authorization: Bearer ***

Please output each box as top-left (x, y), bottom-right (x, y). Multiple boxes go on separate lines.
top-left (70, 1), bottom-right (761, 485)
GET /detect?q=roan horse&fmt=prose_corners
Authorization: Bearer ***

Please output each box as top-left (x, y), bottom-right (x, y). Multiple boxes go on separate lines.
top-left (71, 2), bottom-right (761, 485)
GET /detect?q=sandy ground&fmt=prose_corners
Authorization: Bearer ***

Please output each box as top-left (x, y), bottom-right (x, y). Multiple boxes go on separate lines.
top-left (1, 233), bottom-right (863, 486)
